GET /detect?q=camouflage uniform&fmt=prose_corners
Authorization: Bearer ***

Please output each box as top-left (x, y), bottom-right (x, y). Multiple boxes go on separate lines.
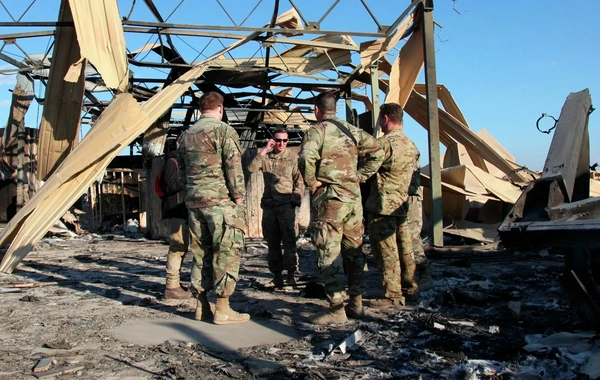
top-left (407, 158), bottom-right (426, 266)
top-left (177, 115), bottom-right (246, 298)
top-left (248, 148), bottom-right (304, 275)
top-left (299, 116), bottom-right (383, 306)
top-left (366, 128), bottom-right (419, 302)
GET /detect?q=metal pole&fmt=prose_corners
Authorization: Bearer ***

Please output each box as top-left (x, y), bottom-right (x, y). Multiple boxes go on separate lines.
top-left (16, 122), bottom-right (25, 213)
top-left (370, 62), bottom-right (380, 134)
top-left (421, 0), bottom-right (443, 247)
top-left (345, 87), bottom-right (354, 125)
top-left (121, 171), bottom-right (126, 227)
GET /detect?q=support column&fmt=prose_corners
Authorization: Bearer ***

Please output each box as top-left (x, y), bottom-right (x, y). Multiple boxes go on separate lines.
top-left (421, 0), bottom-right (443, 247)
top-left (345, 88), bottom-right (354, 125)
top-left (16, 122), bottom-right (25, 212)
top-left (370, 62), bottom-right (380, 133)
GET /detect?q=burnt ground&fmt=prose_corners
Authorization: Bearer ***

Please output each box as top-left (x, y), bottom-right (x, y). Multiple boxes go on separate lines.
top-left (0, 230), bottom-right (598, 379)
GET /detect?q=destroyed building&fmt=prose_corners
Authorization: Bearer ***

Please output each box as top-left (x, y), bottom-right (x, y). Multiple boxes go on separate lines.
top-left (0, 0), bottom-right (599, 379)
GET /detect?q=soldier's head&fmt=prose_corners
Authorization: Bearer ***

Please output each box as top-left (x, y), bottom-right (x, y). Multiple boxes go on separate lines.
top-left (272, 128), bottom-right (289, 154)
top-left (314, 92), bottom-right (337, 122)
top-left (199, 91), bottom-right (224, 120)
top-left (378, 102), bottom-right (404, 133)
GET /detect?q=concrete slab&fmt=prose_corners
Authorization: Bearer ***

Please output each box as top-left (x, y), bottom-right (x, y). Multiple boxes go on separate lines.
top-left (109, 316), bottom-right (298, 352)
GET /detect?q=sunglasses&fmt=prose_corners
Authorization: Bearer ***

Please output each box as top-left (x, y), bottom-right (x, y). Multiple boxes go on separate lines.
top-left (274, 138), bottom-right (288, 143)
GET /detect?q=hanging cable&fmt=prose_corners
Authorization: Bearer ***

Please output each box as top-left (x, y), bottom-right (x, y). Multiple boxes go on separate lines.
top-left (536, 113), bottom-right (558, 134)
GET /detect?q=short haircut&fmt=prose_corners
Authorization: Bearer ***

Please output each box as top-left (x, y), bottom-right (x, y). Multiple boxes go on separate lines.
top-left (379, 103), bottom-right (404, 124)
top-left (314, 92), bottom-right (337, 114)
top-left (273, 128), bottom-right (288, 136)
top-left (199, 91), bottom-right (224, 112)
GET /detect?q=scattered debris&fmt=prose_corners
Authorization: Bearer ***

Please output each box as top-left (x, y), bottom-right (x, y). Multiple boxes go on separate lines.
top-left (44, 340), bottom-right (72, 350)
top-left (244, 359), bottom-right (286, 377)
top-left (33, 357), bottom-right (53, 373)
top-left (33, 364), bottom-right (84, 379)
top-left (331, 328), bottom-right (366, 355)
top-left (581, 351), bottom-right (600, 379)
top-left (19, 295), bottom-right (40, 302)
top-left (508, 301), bottom-right (521, 320)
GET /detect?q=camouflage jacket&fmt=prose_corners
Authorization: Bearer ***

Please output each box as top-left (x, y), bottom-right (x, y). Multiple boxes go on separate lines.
top-left (408, 157), bottom-right (422, 199)
top-left (299, 115), bottom-right (383, 205)
top-left (177, 115), bottom-right (245, 208)
top-left (248, 148), bottom-right (304, 207)
top-left (366, 128), bottom-right (420, 217)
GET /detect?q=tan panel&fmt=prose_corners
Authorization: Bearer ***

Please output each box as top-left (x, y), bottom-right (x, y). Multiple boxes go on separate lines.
top-left (68, 0), bottom-right (129, 91)
top-left (359, 12), bottom-right (414, 70)
top-left (211, 49), bottom-right (352, 75)
top-left (274, 8), bottom-right (303, 35)
top-left (37, 0), bottom-right (86, 181)
top-left (384, 24), bottom-right (424, 109)
top-left (467, 165), bottom-right (522, 204)
top-left (281, 35), bottom-right (357, 57)
top-left (415, 83), bottom-right (490, 171)
top-left (405, 90), bottom-right (529, 182)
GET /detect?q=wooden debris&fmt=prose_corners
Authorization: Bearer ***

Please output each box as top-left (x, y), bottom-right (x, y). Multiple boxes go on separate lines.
top-left (33, 364), bottom-right (83, 379)
top-left (447, 320), bottom-right (476, 327)
top-left (0, 281), bottom-right (63, 288)
top-left (33, 357), bottom-right (53, 373)
top-left (0, 288), bottom-right (22, 294)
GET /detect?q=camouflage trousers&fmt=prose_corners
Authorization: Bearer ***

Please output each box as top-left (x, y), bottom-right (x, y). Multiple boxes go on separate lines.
top-left (188, 204), bottom-right (245, 298)
top-left (312, 199), bottom-right (365, 306)
top-left (407, 195), bottom-right (427, 267)
top-left (166, 217), bottom-right (190, 289)
top-left (262, 204), bottom-right (298, 274)
top-left (368, 212), bottom-right (418, 299)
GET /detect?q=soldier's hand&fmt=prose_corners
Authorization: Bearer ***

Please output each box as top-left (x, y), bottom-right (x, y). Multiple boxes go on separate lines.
top-left (260, 139), bottom-right (276, 156)
top-left (311, 181), bottom-right (323, 195)
top-left (234, 198), bottom-right (243, 205)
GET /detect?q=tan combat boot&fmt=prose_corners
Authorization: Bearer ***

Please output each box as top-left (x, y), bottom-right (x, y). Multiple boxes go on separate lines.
top-left (369, 297), bottom-right (405, 309)
top-left (213, 297), bottom-right (250, 325)
top-left (194, 291), bottom-right (214, 321)
top-left (345, 295), bottom-right (366, 319)
top-left (311, 303), bottom-right (348, 325)
top-left (165, 286), bottom-right (190, 300)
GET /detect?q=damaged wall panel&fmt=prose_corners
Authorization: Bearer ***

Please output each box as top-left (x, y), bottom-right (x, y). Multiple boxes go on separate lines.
top-left (68, 0), bottom-right (129, 92)
top-left (37, 0), bottom-right (86, 181)
top-left (405, 90), bottom-right (529, 182)
top-left (0, 64), bottom-right (210, 274)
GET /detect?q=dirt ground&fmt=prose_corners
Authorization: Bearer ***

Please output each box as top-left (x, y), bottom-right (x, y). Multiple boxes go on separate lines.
top-left (0, 229), bottom-right (598, 379)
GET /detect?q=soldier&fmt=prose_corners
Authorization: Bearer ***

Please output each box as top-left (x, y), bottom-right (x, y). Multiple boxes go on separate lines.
top-left (407, 160), bottom-right (435, 291)
top-left (299, 92), bottom-right (383, 324)
top-left (177, 91), bottom-right (250, 325)
top-left (366, 102), bottom-right (419, 308)
top-left (248, 128), bottom-right (304, 288)
top-left (159, 150), bottom-right (190, 299)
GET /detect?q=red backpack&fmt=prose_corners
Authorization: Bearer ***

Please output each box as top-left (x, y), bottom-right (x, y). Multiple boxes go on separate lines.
top-left (154, 157), bottom-right (178, 198)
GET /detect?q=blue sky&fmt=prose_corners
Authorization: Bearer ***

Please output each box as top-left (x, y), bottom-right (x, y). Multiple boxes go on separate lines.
top-left (0, 0), bottom-right (598, 171)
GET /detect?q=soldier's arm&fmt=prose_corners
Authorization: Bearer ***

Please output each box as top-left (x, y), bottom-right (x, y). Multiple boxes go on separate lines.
top-left (292, 155), bottom-right (305, 203)
top-left (357, 130), bottom-right (384, 182)
top-left (247, 153), bottom-right (264, 173)
top-left (176, 133), bottom-right (187, 189)
top-left (222, 126), bottom-right (246, 202)
top-left (298, 127), bottom-right (323, 190)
